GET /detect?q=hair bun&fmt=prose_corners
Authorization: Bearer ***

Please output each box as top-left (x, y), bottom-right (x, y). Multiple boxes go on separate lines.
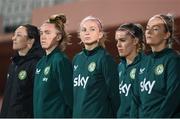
top-left (166, 13), bottom-right (174, 19)
top-left (49, 14), bottom-right (66, 24)
top-left (56, 14), bottom-right (66, 24)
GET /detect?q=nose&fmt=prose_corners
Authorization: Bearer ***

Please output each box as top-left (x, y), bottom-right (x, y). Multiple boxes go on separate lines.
top-left (116, 41), bottom-right (122, 48)
top-left (40, 33), bottom-right (45, 40)
top-left (84, 30), bottom-right (90, 35)
top-left (12, 35), bottom-right (16, 41)
top-left (146, 29), bottom-right (152, 35)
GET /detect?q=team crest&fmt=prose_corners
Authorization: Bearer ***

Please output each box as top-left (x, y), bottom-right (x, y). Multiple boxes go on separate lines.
top-left (88, 62), bottom-right (96, 72)
top-left (130, 68), bottom-right (136, 79)
top-left (155, 64), bottom-right (164, 75)
top-left (44, 66), bottom-right (50, 75)
top-left (18, 70), bottom-right (27, 80)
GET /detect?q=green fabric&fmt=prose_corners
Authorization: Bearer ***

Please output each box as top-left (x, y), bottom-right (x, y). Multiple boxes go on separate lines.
top-left (33, 48), bottom-right (73, 118)
top-left (117, 53), bottom-right (143, 118)
top-left (134, 48), bottom-right (180, 118)
top-left (72, 46), bottom-right (120, 118)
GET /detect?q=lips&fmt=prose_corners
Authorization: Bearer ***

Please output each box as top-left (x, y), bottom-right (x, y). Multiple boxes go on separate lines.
top-left (84, 37), bottom-right (90, 40)
top-left (41, 41), bottom-right (46, 44)
top-left (13, 42), bottom-right (17, 45)
top-left (118, 48), bottom-right (123, 52)
top-left (146, 35), bottom-right (152, 39)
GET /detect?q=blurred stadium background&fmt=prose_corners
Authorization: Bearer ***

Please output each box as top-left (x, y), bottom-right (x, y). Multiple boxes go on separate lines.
top-left (0, 0), bottom-right (180, 111)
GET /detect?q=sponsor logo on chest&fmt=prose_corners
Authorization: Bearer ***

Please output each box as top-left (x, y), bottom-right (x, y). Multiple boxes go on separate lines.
top-left (74, 74), bottom-right (89, 89)
top-left (140, 78), bottom-right (156, 94)
top-left (73, 62), bottom-right (96, 89)
top-left (119, 81), bottom-right (131, 96)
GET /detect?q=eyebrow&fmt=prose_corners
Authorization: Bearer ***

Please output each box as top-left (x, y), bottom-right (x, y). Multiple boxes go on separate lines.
top-left (146, 23), bottom-right (164, 28)
top-left (116, 37), bottom-right (127, 41)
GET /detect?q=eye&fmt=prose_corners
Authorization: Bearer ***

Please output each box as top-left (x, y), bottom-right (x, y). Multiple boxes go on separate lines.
top-left (40, 31), bottom-right (43, 36)
top-left (90, 28), bottom-right (96, 31)
top-left (80, 28), bottom-right (86, 32)
top-left (45, 31), bottom-right (51, 34)
top-left (146, 27), bottom-right (150, 31)
top-left (117, 38), bottom-right (126, 42)
top-left (120, 39), bottom-right (126, 42)
top-left (15, 33), bottom-right (24, 38)
top-left (152, 27), bottom-right (159, 31)
top-left (17, 34), bottom-right (21, 37)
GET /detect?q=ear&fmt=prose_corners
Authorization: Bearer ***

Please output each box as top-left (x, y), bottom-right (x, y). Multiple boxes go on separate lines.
top-left (27, 38), bottom-right (35, 49)
top-left (98, 32), bottom-right (103, 40)
top-left (56, 34), bottom-right (62, 42)
top-left (133, 38), bottom-right (139, 46)
top-left (164, 32), bottom-right (170, 40)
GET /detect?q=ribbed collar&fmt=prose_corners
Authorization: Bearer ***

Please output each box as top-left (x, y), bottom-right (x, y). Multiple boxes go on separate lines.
top-left (83, 46), bottom-right (102, 56)
top-left (151, 48), bottom-right (172, 58)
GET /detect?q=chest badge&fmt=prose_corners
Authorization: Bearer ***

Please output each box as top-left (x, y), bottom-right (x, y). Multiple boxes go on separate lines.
top-left (155, 64), bottom-right (164, 75)
top-left (88, 62), bottom-right (96, 72)
top-left (130, 68), bottom-right (136, 79)
top-left (44, 66), bottom-right (50, 75)
top-left (18, 70), bottom-right (27, 80)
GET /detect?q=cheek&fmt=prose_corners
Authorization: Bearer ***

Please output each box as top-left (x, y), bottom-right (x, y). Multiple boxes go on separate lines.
top-left (147, 33), bottom-right (163, 43)
top-left (124, 44), bottom-right (135, 54)
top-left (18, 39), bottom-right (28, 46)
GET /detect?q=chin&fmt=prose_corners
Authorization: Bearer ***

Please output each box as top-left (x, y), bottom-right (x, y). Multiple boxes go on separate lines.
top-left (146, 41), bottom-right (153, 45)
top-left (12, 47), bottom-right (17, 50)
top-left (119, 53), bottom-right (125, 57)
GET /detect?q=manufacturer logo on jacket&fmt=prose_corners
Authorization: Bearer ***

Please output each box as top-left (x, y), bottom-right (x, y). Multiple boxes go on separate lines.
top-left (36, 68), bottom-right (41, 74)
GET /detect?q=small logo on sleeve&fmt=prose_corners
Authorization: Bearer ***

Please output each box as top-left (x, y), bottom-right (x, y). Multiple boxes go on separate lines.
top-left (18, 70), bottom-right (27, 80)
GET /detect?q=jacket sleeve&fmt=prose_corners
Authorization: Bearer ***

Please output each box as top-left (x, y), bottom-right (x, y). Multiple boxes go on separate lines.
top-left (101, 54), bottom-right (120, 117)
top-left (153, 56), bottom-right (180, 117)
top-left (130, 75), bottom-right (140, 118)
top-left (57, 57), bottom-right (73, 111)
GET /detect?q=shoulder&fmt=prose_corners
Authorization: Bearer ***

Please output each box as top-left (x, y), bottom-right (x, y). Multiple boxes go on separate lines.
top-left (72, 51), bottom-right (84, 63)
top-left (163, 49), bottom-right (179, 63)
top-left (53, 51), bottom-right (71, 64)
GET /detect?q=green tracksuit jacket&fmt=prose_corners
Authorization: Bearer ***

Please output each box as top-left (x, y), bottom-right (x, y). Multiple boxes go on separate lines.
top-left (33, 48), bottom-right (73, 118)
top-left (72, 46), bottom-right (120, 118)
top-left (117, 53), bottom-right (143, 118)
top-left (134, 48), bottom-right (180, 118)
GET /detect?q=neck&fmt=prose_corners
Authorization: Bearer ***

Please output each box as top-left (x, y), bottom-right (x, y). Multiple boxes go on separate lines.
top-left (151, 43), bottom-right (167, 52)
top-left (126, 49), bottom-right (138, 65)
top-left (18, 48), bottom-right (30, 56)
top-left (85, 43), bottom-right (98, 51)
top-left (45, 44), bottom-right (58, 55)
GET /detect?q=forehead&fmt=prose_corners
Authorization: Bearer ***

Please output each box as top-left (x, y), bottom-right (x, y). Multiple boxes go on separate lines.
top-left (147, 17), bottom-right (165, 27)
top-left (15, 26), bottom-right (27, 33)
top-left (81, 20), bottom-right (99, 28)
top-left (40, 23), bottom-right (56, 30)
top-left (116, 30), bottom-right (129, 38)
